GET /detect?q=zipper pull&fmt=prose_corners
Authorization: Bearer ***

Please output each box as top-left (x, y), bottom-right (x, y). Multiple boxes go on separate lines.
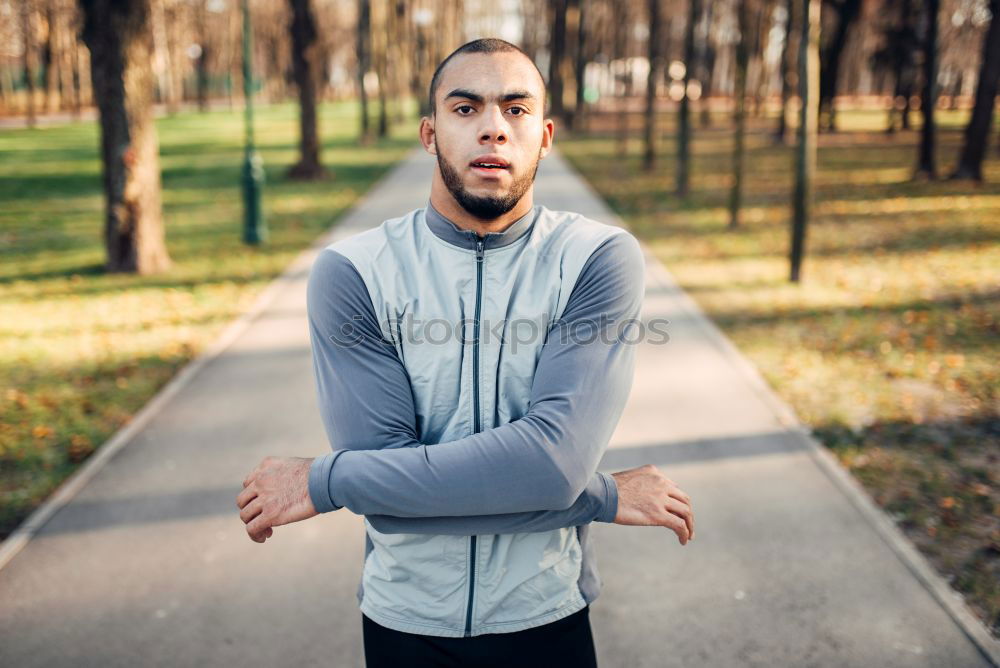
top-left (476, 239), bottom-right (484, 262)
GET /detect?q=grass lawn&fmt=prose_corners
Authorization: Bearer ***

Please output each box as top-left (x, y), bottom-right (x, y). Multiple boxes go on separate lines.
top-left (560, 107), bottom-right (999, 636)
top-left (0, 101), bottom-right (419, 540)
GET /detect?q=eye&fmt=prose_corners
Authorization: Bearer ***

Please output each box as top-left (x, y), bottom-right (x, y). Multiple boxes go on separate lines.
top-left (508, 106), bottom-right (526, 116)
top-left (456, 105), bottom-right (474, 114)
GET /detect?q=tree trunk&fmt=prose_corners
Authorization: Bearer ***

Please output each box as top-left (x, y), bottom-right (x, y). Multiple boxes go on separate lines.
top-left (818, 0), bottom-right (861, 132)
top-left (729, 0), bottom-right (749, 229)
top-left (614, 0), bottom-right (630, 157)
top-left (791, 0), bottom-right (820, 283)
top-left (915, 0), bottom-right (939, 179)
top-left (775, 0), bottom-right (794, 143)
top-left (642, 0), bottom-right (660, 171)
top-left (288, 0), bottom-right (326, 178)
top-left (80, 0), bottom-right (172, 275)
top-left (571, 0), bottom-right (588, 131)
top-left (356, 0), bottom-right (371, 143)
top-left (372, 0), bottom-right (389, 138)
top-left (391, 0), bottom-right (408, 123)
top-left (22, 0), bottom-right (37, 127)
top-left (56, 1), bottom-right (76, 113)
top-left (951, 0), bottom-right (1000, 181)
top-left (677, 0), bottom-right (699, 195)
top-left (549, 0), bottom-right (568, 121)
top-left (43, 0), bottom-right (62, 113)
top-left (698, 0), bottom-right (715, 128)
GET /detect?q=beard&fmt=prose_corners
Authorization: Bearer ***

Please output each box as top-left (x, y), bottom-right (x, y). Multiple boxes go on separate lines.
top-left (436, 145), bottom-right (541, 220)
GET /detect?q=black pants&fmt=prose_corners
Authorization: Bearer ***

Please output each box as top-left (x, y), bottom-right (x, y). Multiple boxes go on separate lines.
top-left (362, 605), bottom-right (599, 668)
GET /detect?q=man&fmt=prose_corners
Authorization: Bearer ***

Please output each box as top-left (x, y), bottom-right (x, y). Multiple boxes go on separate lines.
top-left (237, 38), bottom-right (694, 667)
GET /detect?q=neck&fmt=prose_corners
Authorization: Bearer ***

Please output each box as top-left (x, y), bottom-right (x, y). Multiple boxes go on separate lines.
top-left (429, 172), bottom-right (534, 237)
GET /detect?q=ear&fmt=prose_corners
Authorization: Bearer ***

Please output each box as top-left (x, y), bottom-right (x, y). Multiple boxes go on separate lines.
top-left (419, 116), bottom-right (437, 156)
top-left (538, 117), bottom-right (555, 160)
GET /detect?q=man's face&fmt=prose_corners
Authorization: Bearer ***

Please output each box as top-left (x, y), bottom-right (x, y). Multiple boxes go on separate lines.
top-left (421, 52), bottom-right (554, 220)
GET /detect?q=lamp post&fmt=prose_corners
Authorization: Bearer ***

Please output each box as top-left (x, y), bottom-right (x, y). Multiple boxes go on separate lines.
top-left (241, 0), bottom-right (266, 245)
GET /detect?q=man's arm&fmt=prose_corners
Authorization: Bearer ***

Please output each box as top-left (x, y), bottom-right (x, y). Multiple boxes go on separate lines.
top-left (303, 246), bottom-right (618, 533)
top-left (306, 230), bottom-right (644, 520)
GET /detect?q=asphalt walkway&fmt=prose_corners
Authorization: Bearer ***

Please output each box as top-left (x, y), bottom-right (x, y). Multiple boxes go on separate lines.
top-left (0, 146), bottom-right (995, 667)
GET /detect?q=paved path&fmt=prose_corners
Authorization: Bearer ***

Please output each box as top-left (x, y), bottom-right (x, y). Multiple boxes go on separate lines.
top-left (1, 147), bottom-right (995, 667)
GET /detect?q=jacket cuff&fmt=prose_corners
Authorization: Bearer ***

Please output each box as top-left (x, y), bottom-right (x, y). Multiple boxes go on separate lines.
top-left (597, 471), bottom-right (619, 523)
top-left (309, 450), bottom-right (348, 513)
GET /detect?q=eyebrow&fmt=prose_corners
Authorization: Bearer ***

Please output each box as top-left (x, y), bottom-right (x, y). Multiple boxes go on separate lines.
top-left (444, 88), bottom-right (537, 105)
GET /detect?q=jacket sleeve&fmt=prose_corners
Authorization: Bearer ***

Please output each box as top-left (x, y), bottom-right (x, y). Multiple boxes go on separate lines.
top-left (306, 230), bottom-right (643, 521)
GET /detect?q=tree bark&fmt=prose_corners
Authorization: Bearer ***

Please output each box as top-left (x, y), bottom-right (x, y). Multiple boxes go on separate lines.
top-left (571, 0), bottom-right (588, 131)
top-left (791, 0), bottom-right (820, 283)
top-left (614, 0), bottom-right (630, 156)
top-left (288, 0), bottom-right (326, 178)
top-left (774, 0), bottom-right (794, 143)
top-left (372, 0), bottom-right (389, 138)
top-left (729, 0), bottom-right (750, 228)
top-left (698, 0), bottom-right (715, 128)
top-left (951, 0), bottom-right (1000, 181)
top-left (356, 0), bottom-right (371, 142)
top-left (677, 0), bottom-right (700, 195)
top-left (818, 0), bottom-right (861, 132)
top-left (549, 0), bottom-right (569, 121)
top-left (915, 0), bottom-right (939, 179)
top-left (22, 0), bottom-right (37, 127)
top-left (80, 0), bottom-right (172, 275)
top-left (642, 0), bottom-right (660, 171)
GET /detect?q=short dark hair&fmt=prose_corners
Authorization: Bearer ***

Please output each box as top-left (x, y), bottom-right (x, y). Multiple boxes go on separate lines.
top-left (427, 38), bottom-right (547, 116)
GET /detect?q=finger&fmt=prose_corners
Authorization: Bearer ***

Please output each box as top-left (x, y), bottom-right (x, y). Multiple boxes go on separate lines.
top-left (243, 469), bottom-right (258, 489)
top-left (236, 483), bottom-right (257, 509)
top-left (666, 485), bottom-right (691, 507)
top-left (665, 497), bottom-right (694, 540)
top-left (247, 514), bottom-right (271, 543)
top-left (240, 498), bottom-right (264, 524)
top-left (658, 511), bottom-right (689, 544)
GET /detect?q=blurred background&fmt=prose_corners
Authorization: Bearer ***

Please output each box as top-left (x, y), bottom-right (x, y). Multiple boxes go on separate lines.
top-left (0, 0), bottom-right (997, 642)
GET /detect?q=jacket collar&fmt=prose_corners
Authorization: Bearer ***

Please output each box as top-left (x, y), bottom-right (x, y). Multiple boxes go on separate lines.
top-left (424, 199), bottom-right (537, 251)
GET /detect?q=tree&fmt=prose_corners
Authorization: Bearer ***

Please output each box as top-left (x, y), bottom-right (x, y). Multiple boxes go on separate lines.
top-left (614, 0), bottom-right (632, 156)
top-left (372, 0), bottom-right (389, 138)
top-left (818, 0), bottom-right (862, 132)
top-left (549, 0), bottom-right (569, 121)
top-left (914, 0), bottom-right (940, 179)
top-left (774, 0), bottom-right (795, 143)
top-left (571, 0), bottom-right (589, 130)
top-left (729, 0), bottom-right (750, 228)
top-left (356, 0), bottom-right (371, 143)
top-left (951, 0), bottom-right (1000, 181)
top-left (677, 0), bottom-right (700, 195)
top-left (194, 0), bottom-right (212, 111)
top-left (643, 0), bottom-right (661, 171)
top-left (697, 0), bottom-right (716, 128)
top-left (288, 0), bottom-right (327, 178)
top-left (21, 0), bottom-right (37, 128)
top-left (791, 0), bottom-right (820, 282)
top-left (79, 0), bottom-right (171, 274)
top-left (872, 0), bottom-right (919, 134)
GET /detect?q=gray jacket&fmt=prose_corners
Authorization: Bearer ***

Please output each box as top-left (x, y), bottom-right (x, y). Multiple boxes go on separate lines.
top-left (306, 200), bottom-right (644, 637)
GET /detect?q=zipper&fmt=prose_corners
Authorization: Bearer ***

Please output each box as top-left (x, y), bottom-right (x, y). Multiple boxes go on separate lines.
top-left (464, 237), bottom-right (485, 637)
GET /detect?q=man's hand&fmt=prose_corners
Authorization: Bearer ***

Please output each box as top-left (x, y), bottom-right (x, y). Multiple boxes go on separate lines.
top-left (612, 464), bottom-right (695, 545)
top-left (237, 456), bottom-right (318, 543)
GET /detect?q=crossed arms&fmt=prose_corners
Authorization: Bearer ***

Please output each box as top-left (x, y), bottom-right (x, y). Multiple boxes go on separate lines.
top-left (305, 231), bottom-right (645, 535)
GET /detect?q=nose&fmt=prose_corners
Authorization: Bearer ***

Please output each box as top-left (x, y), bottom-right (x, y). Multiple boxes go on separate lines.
top-left (478, 106), bottom-right (508, 144)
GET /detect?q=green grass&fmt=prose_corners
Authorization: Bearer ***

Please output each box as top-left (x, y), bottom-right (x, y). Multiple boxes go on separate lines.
top-left (0, 101), bottom-right (419, 538)
top-left (561, 108), bottom-right (1000, 636)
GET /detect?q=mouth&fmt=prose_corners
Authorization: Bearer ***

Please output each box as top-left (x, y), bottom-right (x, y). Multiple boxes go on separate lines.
top-left (469, 155), bottom-right (511, 178)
